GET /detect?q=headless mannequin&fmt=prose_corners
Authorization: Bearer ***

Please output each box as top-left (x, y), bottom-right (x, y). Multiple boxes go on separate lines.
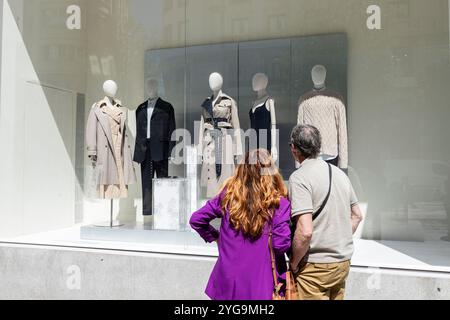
top-left (251, 73), bottom-right (278, 161)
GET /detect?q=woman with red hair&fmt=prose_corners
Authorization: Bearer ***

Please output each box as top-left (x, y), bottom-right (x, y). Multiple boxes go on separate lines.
top-left (190, 149), bottom-right (291, 300)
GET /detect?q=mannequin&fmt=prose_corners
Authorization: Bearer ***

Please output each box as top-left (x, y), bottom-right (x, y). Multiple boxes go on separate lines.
top-left (198, 72), bottom-right (242, 198)
top-left (249, 73), bottom-right (278, 161)
top-left (88, 80), bottom-right (118, 164)
top-left (134, 78), bottom-right (176, 216)
top-left (86, 80), bottom-right (137, 200)
top-left (297, 65), bottom-right (348, 169)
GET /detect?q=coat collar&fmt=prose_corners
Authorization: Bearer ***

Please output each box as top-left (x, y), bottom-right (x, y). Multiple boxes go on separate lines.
top-left (201, 95), bottom-right (214, 118)
top-left (99, 96), bottom-right (121, 107)
top-left (94, 97), bottom-right (128, 160)
top-left (137, 98), bottom-right (165, 121)
top-left (201, 92), bottom-right (232, 118)
top-left (147, 97), bottom-right (160, 106)
top-left (100, 96), bottom-right (127, 131)
top-left (138, 97), bottom-right (164, 112)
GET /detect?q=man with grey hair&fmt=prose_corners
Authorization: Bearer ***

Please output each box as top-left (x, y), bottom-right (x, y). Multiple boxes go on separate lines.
top-left (288, 124), bottom-right (363, 300)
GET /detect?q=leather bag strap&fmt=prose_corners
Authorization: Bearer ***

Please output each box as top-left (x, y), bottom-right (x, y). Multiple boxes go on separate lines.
top-left (268, 225), bottom-right (282, 295)
top-left (312, 163), bottom-right (333, 221)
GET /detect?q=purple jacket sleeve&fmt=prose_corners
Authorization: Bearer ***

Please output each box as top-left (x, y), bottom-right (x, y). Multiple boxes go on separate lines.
top-left (189, 194), bottom-right (223, 243)
top-left (272, 199), bottom-right (292, 255)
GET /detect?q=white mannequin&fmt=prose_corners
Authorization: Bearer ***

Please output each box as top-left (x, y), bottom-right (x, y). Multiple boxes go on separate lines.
top-left (311, 65), bottom-right (337, 162)
top-left (201, 72), bottom-right (242, 165)
top-left (146, 78), bottom-right (160, 100)
top-left (90, 80), bottom-right (119, 164)
top-left (312, 65), bottom-right (327, 90)
top-left (251, 73), bottom-right (278, 161)
top-left (296, 66), bottom-right (327, 169)
top-left (209, 72), bottom-right (223, 106)
top-left (198, 72), bottom-right (225, 159)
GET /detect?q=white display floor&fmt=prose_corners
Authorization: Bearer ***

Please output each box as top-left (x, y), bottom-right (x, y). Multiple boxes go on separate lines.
top-left (2, 225), bottom-right (450, 274)
top-left (5, 224), bottom-right (218, 257)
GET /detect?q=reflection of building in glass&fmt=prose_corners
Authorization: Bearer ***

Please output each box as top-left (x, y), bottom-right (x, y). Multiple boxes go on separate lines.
top-left (22, 0), bottom-right (86, 93)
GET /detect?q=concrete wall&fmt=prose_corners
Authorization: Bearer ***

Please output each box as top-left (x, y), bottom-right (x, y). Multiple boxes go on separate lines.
top-left (0, 244), bottom-right (449, 300)
top-left (0, 244), bottom-right (212, 300)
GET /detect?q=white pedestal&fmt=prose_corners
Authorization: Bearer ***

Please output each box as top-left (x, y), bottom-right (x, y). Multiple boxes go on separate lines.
top-left (185, 145), bottom-right (199, 231)
top-left (153, 178), bottom-right (188, 231)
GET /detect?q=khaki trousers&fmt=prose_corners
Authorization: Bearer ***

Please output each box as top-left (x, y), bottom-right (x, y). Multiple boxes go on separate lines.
top-left (294, 260), bottom-right (351, 300)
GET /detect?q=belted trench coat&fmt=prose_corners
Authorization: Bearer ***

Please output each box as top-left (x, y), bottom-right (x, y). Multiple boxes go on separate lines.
top-left (198, 92), bottom-right (243, 198)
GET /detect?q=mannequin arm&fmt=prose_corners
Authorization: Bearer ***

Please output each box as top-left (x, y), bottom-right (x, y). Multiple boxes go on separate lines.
top-left (231, 99), bottom-right (243, 158)
top-left (268, 99), bottom-right (278, 162)
top-left (337, 102), bottom-right (349, 169)
top-left (86, 104), bottom-right (98, 163)
top-left (297, 102), bottom-right (305, 126)
top-left (168, 105), bottom-right (176, 157)
top-left (197, 115), bottom-right (205, 159)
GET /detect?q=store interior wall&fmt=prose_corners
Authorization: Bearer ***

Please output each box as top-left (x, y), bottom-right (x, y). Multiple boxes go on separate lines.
top-left (0, 0), bottom-right (449, 244)
top-left (0, 0), bottom-right (86, 237)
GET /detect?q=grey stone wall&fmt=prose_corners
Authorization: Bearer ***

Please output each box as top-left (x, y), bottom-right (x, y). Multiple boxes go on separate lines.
top-left (0, 244), bottom-right (449, 300)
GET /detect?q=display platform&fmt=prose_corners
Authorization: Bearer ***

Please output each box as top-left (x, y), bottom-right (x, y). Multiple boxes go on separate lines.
top-left (80, 222), bottom-right (207, 247)
top-left (2, 223), bottom-right (450, 274)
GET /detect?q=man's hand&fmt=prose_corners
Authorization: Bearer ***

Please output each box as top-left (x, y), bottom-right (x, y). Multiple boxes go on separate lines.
top-left (289, 261), bottom-right (300, 274)
top-left (290, 252), bottom-right (309, 274)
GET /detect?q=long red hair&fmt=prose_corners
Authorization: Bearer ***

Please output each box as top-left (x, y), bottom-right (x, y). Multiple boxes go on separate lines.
top-left (220, 149), bottom-right (287, 238)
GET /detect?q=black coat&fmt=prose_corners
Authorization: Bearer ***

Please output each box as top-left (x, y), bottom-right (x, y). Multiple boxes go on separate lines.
top-left (133, 98), bottom-right (176, 163)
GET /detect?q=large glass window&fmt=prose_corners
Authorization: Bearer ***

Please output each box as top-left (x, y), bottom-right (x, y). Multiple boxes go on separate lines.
top-left (0, 0), bottom-right (449, 272)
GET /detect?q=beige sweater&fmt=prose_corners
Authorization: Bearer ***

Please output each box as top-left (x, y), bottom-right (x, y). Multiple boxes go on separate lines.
top-left (297, 95), bottom-right (348, 169)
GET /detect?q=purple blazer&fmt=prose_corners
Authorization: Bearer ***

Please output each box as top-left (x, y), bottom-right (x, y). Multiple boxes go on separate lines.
top-left (190, 194), bottom-right (292, 300)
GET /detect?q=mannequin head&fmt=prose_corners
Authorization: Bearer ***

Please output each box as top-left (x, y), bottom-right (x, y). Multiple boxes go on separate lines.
top-left (103, 80), bottom-right (118, 98)
top-left (252, 73), bottom-right (269, 92)
top-left (209, 72), bottom-right (223, 92)
top-left (311, 65), bottom-right (327, 90)
top-left (146, 78), bottom-right (159, 99)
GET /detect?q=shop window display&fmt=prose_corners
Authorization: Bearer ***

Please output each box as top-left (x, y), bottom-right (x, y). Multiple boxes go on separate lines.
top-left (0, 0), bottom-right (449, 273)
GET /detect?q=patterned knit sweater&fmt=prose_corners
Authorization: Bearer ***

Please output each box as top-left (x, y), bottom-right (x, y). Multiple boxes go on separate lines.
top-left (297, 94), bottom-right (348, 169)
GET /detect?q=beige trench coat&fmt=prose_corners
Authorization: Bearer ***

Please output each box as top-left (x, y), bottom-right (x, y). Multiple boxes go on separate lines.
top-left (198, 92), bottom-right (243, 198)
top-left (86, 97), bottom-right (137, 187)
